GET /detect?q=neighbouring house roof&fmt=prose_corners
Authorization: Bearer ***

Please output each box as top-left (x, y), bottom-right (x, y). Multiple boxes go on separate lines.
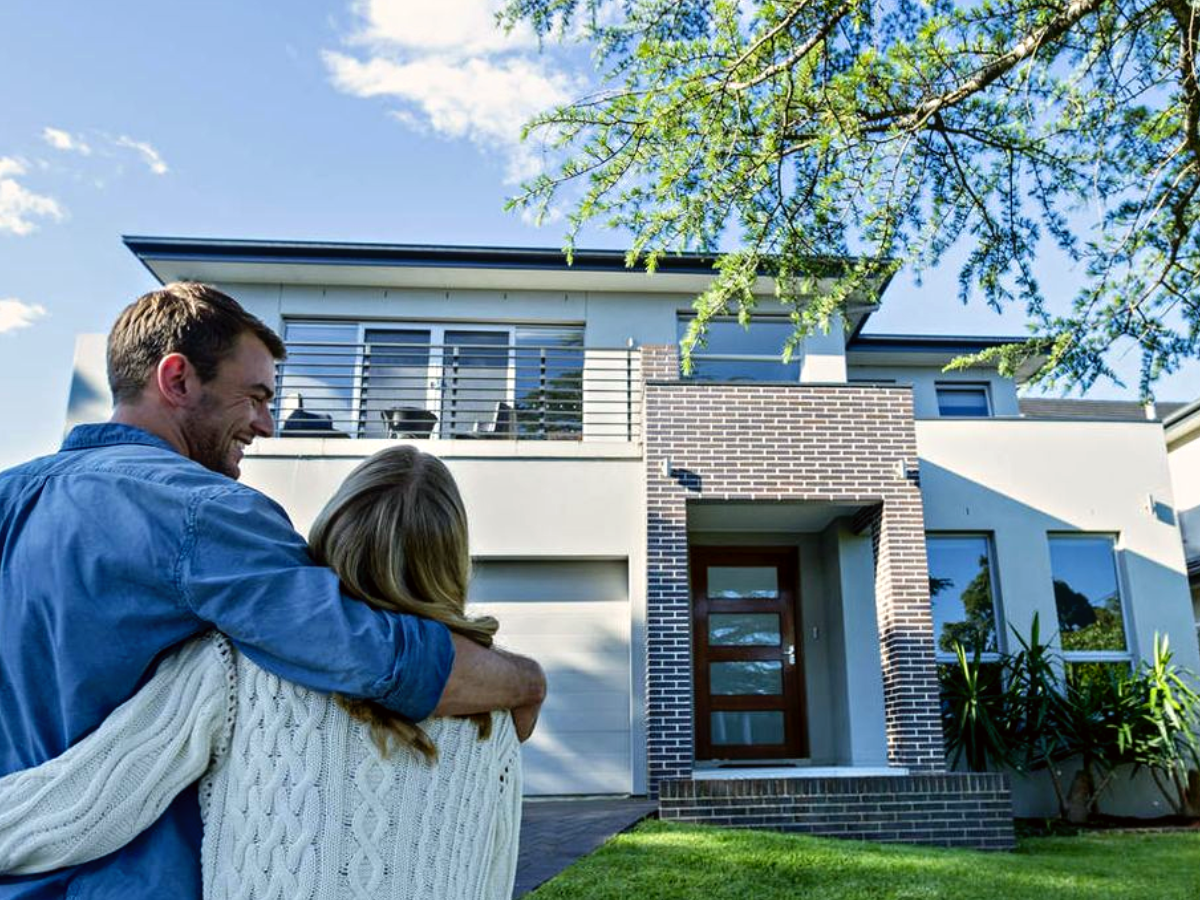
top-left (845, 333), bottom-right (1045, 381)
top-left (121, 236), bottom-right (886, 337)
top-left (1019, 398), bottom-right (1189, 422)
top-left (1164, 398), bottom-right (1200, 447)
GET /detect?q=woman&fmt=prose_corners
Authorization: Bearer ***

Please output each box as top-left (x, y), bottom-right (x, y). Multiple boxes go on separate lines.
top-left (0, 446), bottom-right (521, 900)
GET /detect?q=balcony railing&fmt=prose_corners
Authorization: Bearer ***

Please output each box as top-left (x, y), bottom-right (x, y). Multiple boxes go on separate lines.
top-left (273, 341), bottom-right (642, 442)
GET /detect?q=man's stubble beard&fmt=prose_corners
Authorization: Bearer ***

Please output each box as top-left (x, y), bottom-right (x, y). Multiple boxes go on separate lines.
top-left (182, 392), bottom-right (237, 479)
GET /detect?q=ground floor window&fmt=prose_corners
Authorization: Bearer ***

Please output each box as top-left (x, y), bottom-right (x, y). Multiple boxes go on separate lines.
top-left (926, 534), bottom-right (1002, 662)
top-left (1048, 534), bottom-right (1132, 675)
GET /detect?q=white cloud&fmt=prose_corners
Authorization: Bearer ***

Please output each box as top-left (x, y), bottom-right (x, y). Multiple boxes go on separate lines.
top-left (115, 136), bottom-right (169, 175)
top-left (348, 0), bottom-right (537, 56)
top-left (0, 298), bottom-right (49, 334)
top-left (0, 157), bottom-right (65, 236)
top-left (325, 1), bottom-right (582, 182)
top-left (42, 127), bottom-right (92, 155)
top-left (324, 51), bottom-right (573, 147)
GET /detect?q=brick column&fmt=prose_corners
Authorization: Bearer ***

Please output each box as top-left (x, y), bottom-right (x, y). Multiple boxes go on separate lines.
top-left (642, 345), bottom-right (693, 791)
top-left (866, 500), bottom-right (945, 771)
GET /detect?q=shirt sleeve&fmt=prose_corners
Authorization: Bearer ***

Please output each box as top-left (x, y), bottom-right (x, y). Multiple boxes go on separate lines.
top-left (0, 635), bottom-right (235, 876)
top-left (178, 486), bottom-right (453, 722)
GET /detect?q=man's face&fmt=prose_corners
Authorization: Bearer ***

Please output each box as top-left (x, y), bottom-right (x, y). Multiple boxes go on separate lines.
top-left (181, 332), bottom-right (277, 479)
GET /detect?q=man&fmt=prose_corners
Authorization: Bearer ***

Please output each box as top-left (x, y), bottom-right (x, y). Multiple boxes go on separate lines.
top-left (0, 283), bottom-right (545, 899)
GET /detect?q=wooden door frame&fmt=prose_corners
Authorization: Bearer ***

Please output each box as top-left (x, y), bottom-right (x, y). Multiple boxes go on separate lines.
top-left (690, 546), bottom-right (808, 761)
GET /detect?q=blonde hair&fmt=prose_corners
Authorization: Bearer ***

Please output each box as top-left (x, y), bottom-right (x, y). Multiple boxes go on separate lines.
top-left (308, 445), bottom-right (497, 761)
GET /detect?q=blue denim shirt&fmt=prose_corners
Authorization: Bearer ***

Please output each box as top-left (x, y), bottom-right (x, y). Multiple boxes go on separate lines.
top-left (0, 424), bottom-right (455, 899)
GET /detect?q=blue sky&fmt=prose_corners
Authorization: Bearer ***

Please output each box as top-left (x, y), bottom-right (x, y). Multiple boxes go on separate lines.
top-left (1, 0), bottom-right (1197, 471)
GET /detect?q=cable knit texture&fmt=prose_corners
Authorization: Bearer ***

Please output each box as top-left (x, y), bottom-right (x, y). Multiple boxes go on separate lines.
top-left (0, 634), bottom-right (521, 900)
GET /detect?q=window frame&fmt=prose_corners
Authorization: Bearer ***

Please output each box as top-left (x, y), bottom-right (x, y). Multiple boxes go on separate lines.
top-left (925, 532), bottom-right (1005, 664)
top-left (935, 382), bottom-right (993, 418)
top-left (1046, 532), bottom-right (1134, 667)
top-left (677, 314), bottom-right (804, 383)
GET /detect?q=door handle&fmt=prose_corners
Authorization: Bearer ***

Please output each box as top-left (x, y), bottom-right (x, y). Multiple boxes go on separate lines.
top-left (785, 644), bottom-right (796, 666)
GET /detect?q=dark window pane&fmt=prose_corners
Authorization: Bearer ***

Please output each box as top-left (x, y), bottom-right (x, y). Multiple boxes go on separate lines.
top-left (279, 323), bottom-right (359, 435)
top-left (708, 613), bottom-right (780, 646)
top-left (688, 358), bottom-right (800, 382)
top-left (937, 385), bottom-right (991, 417)
top-left (707, 566), bottom-right (778, 599)
top-left (362, 329), bottom-right (433, 438)
top-left (1049, 536), bottom-right (1127, 652)
top-left (677, 318), bottom-right (799, 356)
top-left (514, 328), bottom-right (585, 437)
top-left (926, 536), bottom-right (998, 655)
top-left (710, 661), bottom-right (783, 695)
top-left (711, 711), bottom-right (784, 745)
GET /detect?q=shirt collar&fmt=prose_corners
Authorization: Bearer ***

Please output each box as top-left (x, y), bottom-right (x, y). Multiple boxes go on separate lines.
top-left (61, 423), bottom-right (181, 456)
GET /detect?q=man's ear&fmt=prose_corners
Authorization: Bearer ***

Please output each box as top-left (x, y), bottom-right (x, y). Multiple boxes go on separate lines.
top-left (155, 353), bottom-right (197, 409)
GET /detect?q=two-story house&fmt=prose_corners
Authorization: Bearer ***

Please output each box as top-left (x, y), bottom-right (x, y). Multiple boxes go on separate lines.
top-left (64, 237), bottom-right (1200, 849)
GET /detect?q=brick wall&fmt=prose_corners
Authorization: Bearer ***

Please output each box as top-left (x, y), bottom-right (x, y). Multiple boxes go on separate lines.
top-left (659, 774), bottom-right (1014, 849)
top-left (641, 344), bottom-right (944, 792)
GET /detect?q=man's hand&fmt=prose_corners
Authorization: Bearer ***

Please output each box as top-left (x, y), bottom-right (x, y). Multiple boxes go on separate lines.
top-left (434, 635), bottom-right (546, 741)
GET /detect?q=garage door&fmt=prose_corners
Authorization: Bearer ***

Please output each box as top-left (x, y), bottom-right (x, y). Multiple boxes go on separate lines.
top-left (469, 560), bottom-right (631, 795)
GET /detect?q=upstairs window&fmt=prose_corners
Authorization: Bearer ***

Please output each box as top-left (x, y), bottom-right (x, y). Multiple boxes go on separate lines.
top-left (677, 317), bottom-right (801, 383)
top-left (936, 383), bottom-right (992, 417)
top-left (275, 321), bottom-right (591, 440)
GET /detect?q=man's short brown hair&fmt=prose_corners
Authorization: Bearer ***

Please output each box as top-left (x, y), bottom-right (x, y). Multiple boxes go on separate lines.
top-left (107, 282), bottom-right (286, 405)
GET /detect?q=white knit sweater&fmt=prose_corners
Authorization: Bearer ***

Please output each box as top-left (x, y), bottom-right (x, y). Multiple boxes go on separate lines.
top-left (0, 633), bottom-right (522, 900)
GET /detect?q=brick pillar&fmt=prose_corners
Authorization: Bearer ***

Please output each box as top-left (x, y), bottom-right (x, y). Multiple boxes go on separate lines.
top-left (867, 498), bottom-right (945, 771)
top-left (641, 343), bottom-right (679, 381)
top-left (642, 345), bottom-right (691, 794)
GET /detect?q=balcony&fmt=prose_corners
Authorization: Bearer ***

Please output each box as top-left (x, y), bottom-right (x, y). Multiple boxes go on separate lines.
top-left (274, 339), bottom-right (642, 443)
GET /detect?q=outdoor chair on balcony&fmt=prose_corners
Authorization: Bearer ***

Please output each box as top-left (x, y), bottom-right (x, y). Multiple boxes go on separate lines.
top-left (472, 401), bottom-right (515, 438)
top-left (381, 407), bottom-right (438, 439)
top-left (279, 393), bottom-right (349, 438)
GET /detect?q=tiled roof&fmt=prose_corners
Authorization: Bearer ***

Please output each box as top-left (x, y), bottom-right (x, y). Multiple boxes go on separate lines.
top-left (1018, 399), bottom-right (1188, 422)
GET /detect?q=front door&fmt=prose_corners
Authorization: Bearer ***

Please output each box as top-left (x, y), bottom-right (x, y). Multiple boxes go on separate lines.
top-left (690, 547), bottom-right (807, 761)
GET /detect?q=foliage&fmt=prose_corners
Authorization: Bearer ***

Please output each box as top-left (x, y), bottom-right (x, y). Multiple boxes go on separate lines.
top-left (1119, 635), bottom-right (1200, 815)
top-left (939, 618), bottom-right (1200, 822)
top-left (530, 820), bottom-right (1200, 899)
top-left (501, 0), bottom-right (1200, 397)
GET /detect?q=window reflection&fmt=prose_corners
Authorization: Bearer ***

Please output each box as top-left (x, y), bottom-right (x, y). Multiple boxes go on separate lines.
top-left (1049, 536), bottom-right (1127, 653)
top-left (708, 613), bottom-right (780, 646)
top-left (926, 535), bottom-right (998, 657)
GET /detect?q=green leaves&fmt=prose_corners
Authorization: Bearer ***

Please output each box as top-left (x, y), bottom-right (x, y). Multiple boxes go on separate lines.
top-left (940, 619), bottom-right (1200, 820)
top-left (503, 0), bottom-right (1200, 396)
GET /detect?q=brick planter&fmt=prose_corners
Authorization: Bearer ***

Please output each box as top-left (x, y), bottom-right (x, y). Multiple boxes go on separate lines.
top-left (659, 773), bottom-right (1015, 849)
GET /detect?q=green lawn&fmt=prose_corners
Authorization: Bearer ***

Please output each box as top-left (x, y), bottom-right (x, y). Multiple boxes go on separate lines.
top-left (529, 820), bottom-right (1200, 899)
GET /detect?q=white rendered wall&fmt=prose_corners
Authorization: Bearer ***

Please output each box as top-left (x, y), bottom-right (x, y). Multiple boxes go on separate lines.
top-left (848, 365), bottom-right (1020, 417)
top-left (1167, 424), bottom-right (1200, 563)
top-left (1166, 421), bottom-right (1200, 633)
top-left (238, 447), bottom-right (648, 796)
top-left (213, 282), bottom-right (848, 385)
top-left (918, 418), bottom-right (1198, 816)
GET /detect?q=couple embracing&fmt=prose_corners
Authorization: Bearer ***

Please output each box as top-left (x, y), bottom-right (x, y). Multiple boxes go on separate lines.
top-left (0, 282), bottom-right (545, 899)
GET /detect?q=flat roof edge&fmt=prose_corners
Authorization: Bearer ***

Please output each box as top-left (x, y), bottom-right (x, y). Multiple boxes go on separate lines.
top-left (122, 235), bottom-right (858, 278)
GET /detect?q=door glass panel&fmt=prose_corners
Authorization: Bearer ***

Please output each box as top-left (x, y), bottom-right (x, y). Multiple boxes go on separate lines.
top-left (708, 613), bottom-right (780, 646)
top-left (710, 661), bottom-right (783, 695)
top-left (708, 566), bottom-right (778, 599)
top-left (362, 328), bottom-right (432, 438)
top-left (441, 331), bottom-right (510, 437)
top-left (711, 711), bottom-right (785, 745)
